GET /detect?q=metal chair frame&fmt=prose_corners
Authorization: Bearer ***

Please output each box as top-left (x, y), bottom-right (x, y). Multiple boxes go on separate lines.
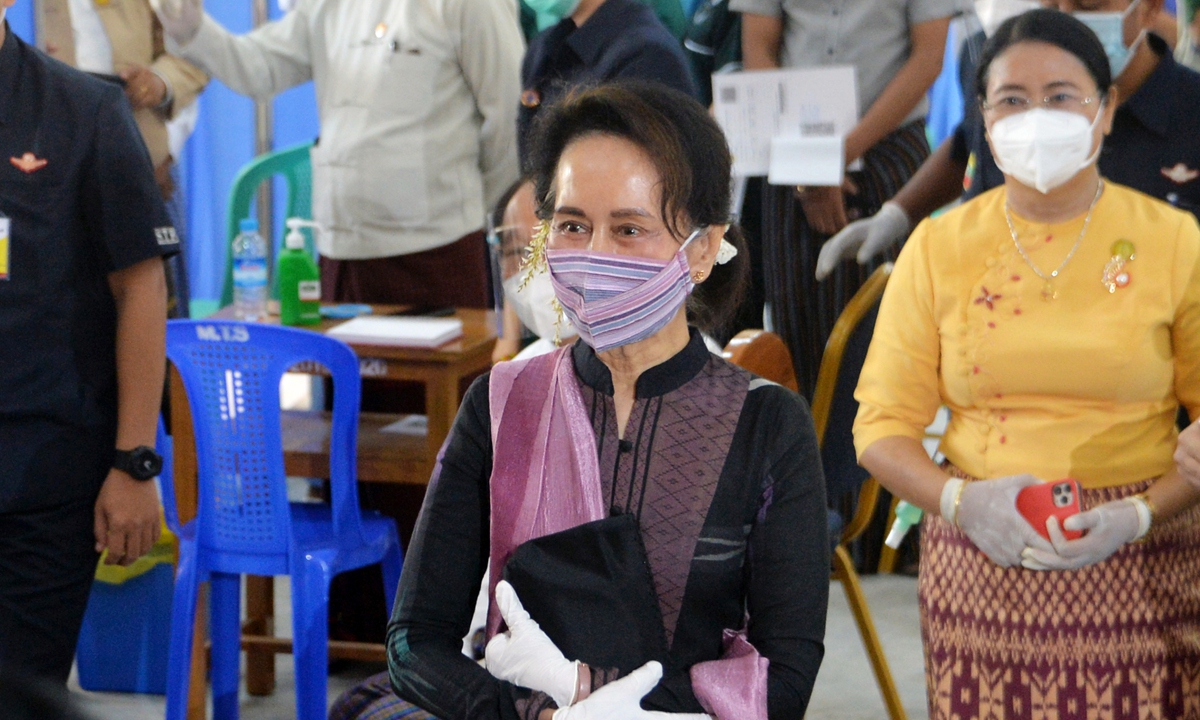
top-left (724, 263), bottom-right (905, 720)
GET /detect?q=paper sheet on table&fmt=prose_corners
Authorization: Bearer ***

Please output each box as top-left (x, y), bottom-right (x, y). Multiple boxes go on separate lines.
top-left (712, 66), bottom-right (859, 180)
top-left (380, 415), bottom-right (428, 436)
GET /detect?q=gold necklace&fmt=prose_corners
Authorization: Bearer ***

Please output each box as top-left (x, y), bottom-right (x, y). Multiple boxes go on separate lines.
top-left (1003, 179), bottom-right (1104, 301)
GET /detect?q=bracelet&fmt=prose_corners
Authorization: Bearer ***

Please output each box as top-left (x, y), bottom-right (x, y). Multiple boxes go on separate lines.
top-left (952, 481), bottom-right (967, 527)
top-left (939, 478), bottom-right (966, 526)
top-left (566, 661), bottom-right (591, 705)
top-left (1129, 493), bottom-right (1155, 540)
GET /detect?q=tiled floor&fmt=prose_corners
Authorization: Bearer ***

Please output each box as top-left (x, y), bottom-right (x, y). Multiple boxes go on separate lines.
top-left (73, 573), bottom-right (928, 720)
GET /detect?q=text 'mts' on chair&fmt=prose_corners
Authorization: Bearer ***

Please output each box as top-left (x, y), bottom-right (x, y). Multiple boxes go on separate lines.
top-left (722, 263), bottom-right (904, 720)
top-left (163, 320), bottom-right (403, 720)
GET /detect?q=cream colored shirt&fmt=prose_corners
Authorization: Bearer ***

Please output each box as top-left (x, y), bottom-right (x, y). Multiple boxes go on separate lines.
top-left (65, 0), bottom-right (114, 73)
top-left (854, 183), bottom-right (1200, 488)
top-left (175, 0), bottom-right (524, 260)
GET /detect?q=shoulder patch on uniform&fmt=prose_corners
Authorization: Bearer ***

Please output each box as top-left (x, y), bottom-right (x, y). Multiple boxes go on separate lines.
top-left (155, 227), bottom-right (180, 246)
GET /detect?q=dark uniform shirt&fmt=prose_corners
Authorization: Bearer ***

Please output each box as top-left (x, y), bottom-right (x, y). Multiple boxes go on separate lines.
top-left (0, 27), bottom-right (177, 510)
top-left (952, 33), bottom-right (1200, 221)
top-left (517, 0), bottom-right (698, 164)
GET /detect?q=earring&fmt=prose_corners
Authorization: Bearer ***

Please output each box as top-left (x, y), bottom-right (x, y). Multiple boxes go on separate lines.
top-left (692, 269), bottom-right (706, 283)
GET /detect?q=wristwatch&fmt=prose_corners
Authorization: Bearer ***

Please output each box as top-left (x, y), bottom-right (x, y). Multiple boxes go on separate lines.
top-left (113, 446), bottom-right (164, 481)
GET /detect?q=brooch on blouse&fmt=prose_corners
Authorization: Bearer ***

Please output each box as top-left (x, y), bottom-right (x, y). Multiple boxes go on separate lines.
top-left (1101, 240), bottom-right (1136, 293)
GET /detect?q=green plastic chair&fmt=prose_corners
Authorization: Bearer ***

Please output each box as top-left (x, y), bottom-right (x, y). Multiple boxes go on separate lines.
top-left (219, 141), bottom-right (315, 309)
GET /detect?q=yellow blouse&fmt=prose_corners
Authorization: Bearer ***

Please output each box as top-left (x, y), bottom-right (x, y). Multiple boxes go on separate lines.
top-left (853, 183), bottom-right (1200, 488)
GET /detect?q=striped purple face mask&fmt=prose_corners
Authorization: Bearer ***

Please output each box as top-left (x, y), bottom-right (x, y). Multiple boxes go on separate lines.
top-left (547, 229), bottom-right (702, 353)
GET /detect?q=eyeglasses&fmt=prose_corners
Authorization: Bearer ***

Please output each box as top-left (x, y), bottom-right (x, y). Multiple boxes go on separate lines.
top-left (980, 93), bottom-right (1097, 118)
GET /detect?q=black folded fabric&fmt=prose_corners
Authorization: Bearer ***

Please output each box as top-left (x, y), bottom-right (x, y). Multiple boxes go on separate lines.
top-left (502, 514), bottom-right (671, 677)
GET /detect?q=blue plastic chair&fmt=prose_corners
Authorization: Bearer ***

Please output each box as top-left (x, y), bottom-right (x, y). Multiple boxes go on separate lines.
top-left (163, 320), bottom-right (403, 720)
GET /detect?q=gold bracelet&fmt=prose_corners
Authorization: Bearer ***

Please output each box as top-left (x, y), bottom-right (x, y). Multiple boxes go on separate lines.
top-left (952, 479), bottom-right (968, 527)
top-left (1129, 492), bottom-right (1156, 542)
top-left (1136, 492), bottom-right (1156, 523)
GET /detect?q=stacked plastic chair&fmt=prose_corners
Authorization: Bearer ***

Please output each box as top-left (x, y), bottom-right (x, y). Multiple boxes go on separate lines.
top-left (163, 319), bottom-right (403, 720)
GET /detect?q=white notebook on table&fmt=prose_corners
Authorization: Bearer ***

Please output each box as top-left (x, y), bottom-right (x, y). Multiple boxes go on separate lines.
top-left (326, 316), bottom-right (463, 348)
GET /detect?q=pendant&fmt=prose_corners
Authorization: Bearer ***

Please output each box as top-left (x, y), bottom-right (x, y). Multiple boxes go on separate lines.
top-left (374, 22), bottom-right (388, 39)
top-left (1041, 281), bottom-right (1057, 301)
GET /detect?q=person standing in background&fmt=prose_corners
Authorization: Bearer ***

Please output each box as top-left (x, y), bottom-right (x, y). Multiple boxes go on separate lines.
top-left (517, 0), bottom-right (698, 164)
top-left (151, 0), bottom-right (524, 308)
top-left (0, 0), bottom-right (174, 683)
top-left (35, 0), bottom-right (206, 198)
top-left (821, 0), bottom-right (1200, 273)
top-left (34, 0), bottom-right (206, 318)
top-left (731, 0), bottom-right (965, 399)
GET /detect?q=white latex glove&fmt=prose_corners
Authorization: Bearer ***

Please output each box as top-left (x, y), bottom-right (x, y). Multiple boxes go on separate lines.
top-left (552, 662), bottom-right (710, 720)
top-left (1021, 500), bottom-right (1140, 571)
top-left (952, 474), bottom-right (1055, 567)
top-left (485, 580), bottom-right (579, 708)
top-left (1176, 419), bottom-right (1200, 490)
top-left (150, 0), bottom-right (203, 45)
top-left (814, 201), bottom-right (911, 281)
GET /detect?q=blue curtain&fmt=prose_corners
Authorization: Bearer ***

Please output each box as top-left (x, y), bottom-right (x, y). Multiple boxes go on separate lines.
top-left (8, 3), bottom-right (35, 44)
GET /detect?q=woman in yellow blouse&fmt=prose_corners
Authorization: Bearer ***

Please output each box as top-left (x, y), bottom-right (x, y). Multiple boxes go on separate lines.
top-left (854, 9), bottom-right (1200, 720)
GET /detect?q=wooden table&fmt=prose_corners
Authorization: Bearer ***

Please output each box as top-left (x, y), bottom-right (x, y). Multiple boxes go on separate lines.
top-left (169, 306), bottom-right (496, 720)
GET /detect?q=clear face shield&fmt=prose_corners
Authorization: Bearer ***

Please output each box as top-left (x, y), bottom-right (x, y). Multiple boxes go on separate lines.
top-left (486, 214), bottom-right (529, 335)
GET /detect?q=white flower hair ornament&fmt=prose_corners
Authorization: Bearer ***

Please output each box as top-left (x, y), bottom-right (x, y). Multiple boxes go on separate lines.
top-left (714, 231), bottom-right (738, 265)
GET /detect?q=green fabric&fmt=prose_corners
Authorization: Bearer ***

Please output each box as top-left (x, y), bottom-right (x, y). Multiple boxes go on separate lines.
top-left (683, 0), bottom-right (742, 105)
top-left (519, 0), bottom-right (540, 41)
top-left (519, 0), bottom-right (688, 38)
top-left (642, 0), bottom-right (689, 39)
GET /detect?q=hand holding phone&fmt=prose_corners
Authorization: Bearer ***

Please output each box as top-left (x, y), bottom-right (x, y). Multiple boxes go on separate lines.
top-left (1017, 479), bottom-right (1084, 543)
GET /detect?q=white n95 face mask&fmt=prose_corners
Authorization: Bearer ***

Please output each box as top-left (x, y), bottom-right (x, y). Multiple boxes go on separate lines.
top-left (989, 107), bottom-right (1104, 194)
top-left (503, 270), bottom-right (577, 344)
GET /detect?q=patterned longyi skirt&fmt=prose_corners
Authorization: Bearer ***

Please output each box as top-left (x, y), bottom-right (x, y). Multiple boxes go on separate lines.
top-left (920, 474), bottom-right (1200, 720)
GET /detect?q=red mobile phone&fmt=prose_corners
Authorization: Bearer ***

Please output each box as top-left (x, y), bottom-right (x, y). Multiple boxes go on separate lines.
top-left (1016, 479), bottom-right (1084, 542)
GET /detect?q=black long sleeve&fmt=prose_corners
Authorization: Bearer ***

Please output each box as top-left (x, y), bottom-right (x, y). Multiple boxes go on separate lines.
top-left (387, 342), bottom-right (828, 719)
top-left (387, 374), bottom-right (521, 720)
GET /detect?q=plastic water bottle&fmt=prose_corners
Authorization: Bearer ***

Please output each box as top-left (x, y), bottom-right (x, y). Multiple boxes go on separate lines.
top-left (233, 218), bottom-right (268, 321)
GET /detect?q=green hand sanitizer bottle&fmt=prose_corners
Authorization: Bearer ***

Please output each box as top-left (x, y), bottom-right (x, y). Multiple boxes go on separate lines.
top-left (278, 218), bottom-right (322, 326)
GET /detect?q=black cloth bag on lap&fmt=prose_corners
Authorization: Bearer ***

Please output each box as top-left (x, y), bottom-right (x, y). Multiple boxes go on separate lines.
top-left (502, 513), bottom-right (672, 678)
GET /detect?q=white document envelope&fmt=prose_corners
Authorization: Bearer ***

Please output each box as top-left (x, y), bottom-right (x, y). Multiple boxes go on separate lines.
top-left (767, 136), bottom-right (844, 187)
top-left (712, 65), bottom-right (858, 178)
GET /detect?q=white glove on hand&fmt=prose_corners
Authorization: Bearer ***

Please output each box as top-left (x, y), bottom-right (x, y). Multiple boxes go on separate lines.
top-left (814, 201), bottom-right (911, 281)
top-left (150, 0), bottom-right (204, 45)
top-left (1021, 499), bottom-right (1140, 571)
top-left (485, 580), bottom-right (579, 708)
top-left (552, 662), bottom-right (710, 720)
top-left (953, 474), bottom-right (1055, 567)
